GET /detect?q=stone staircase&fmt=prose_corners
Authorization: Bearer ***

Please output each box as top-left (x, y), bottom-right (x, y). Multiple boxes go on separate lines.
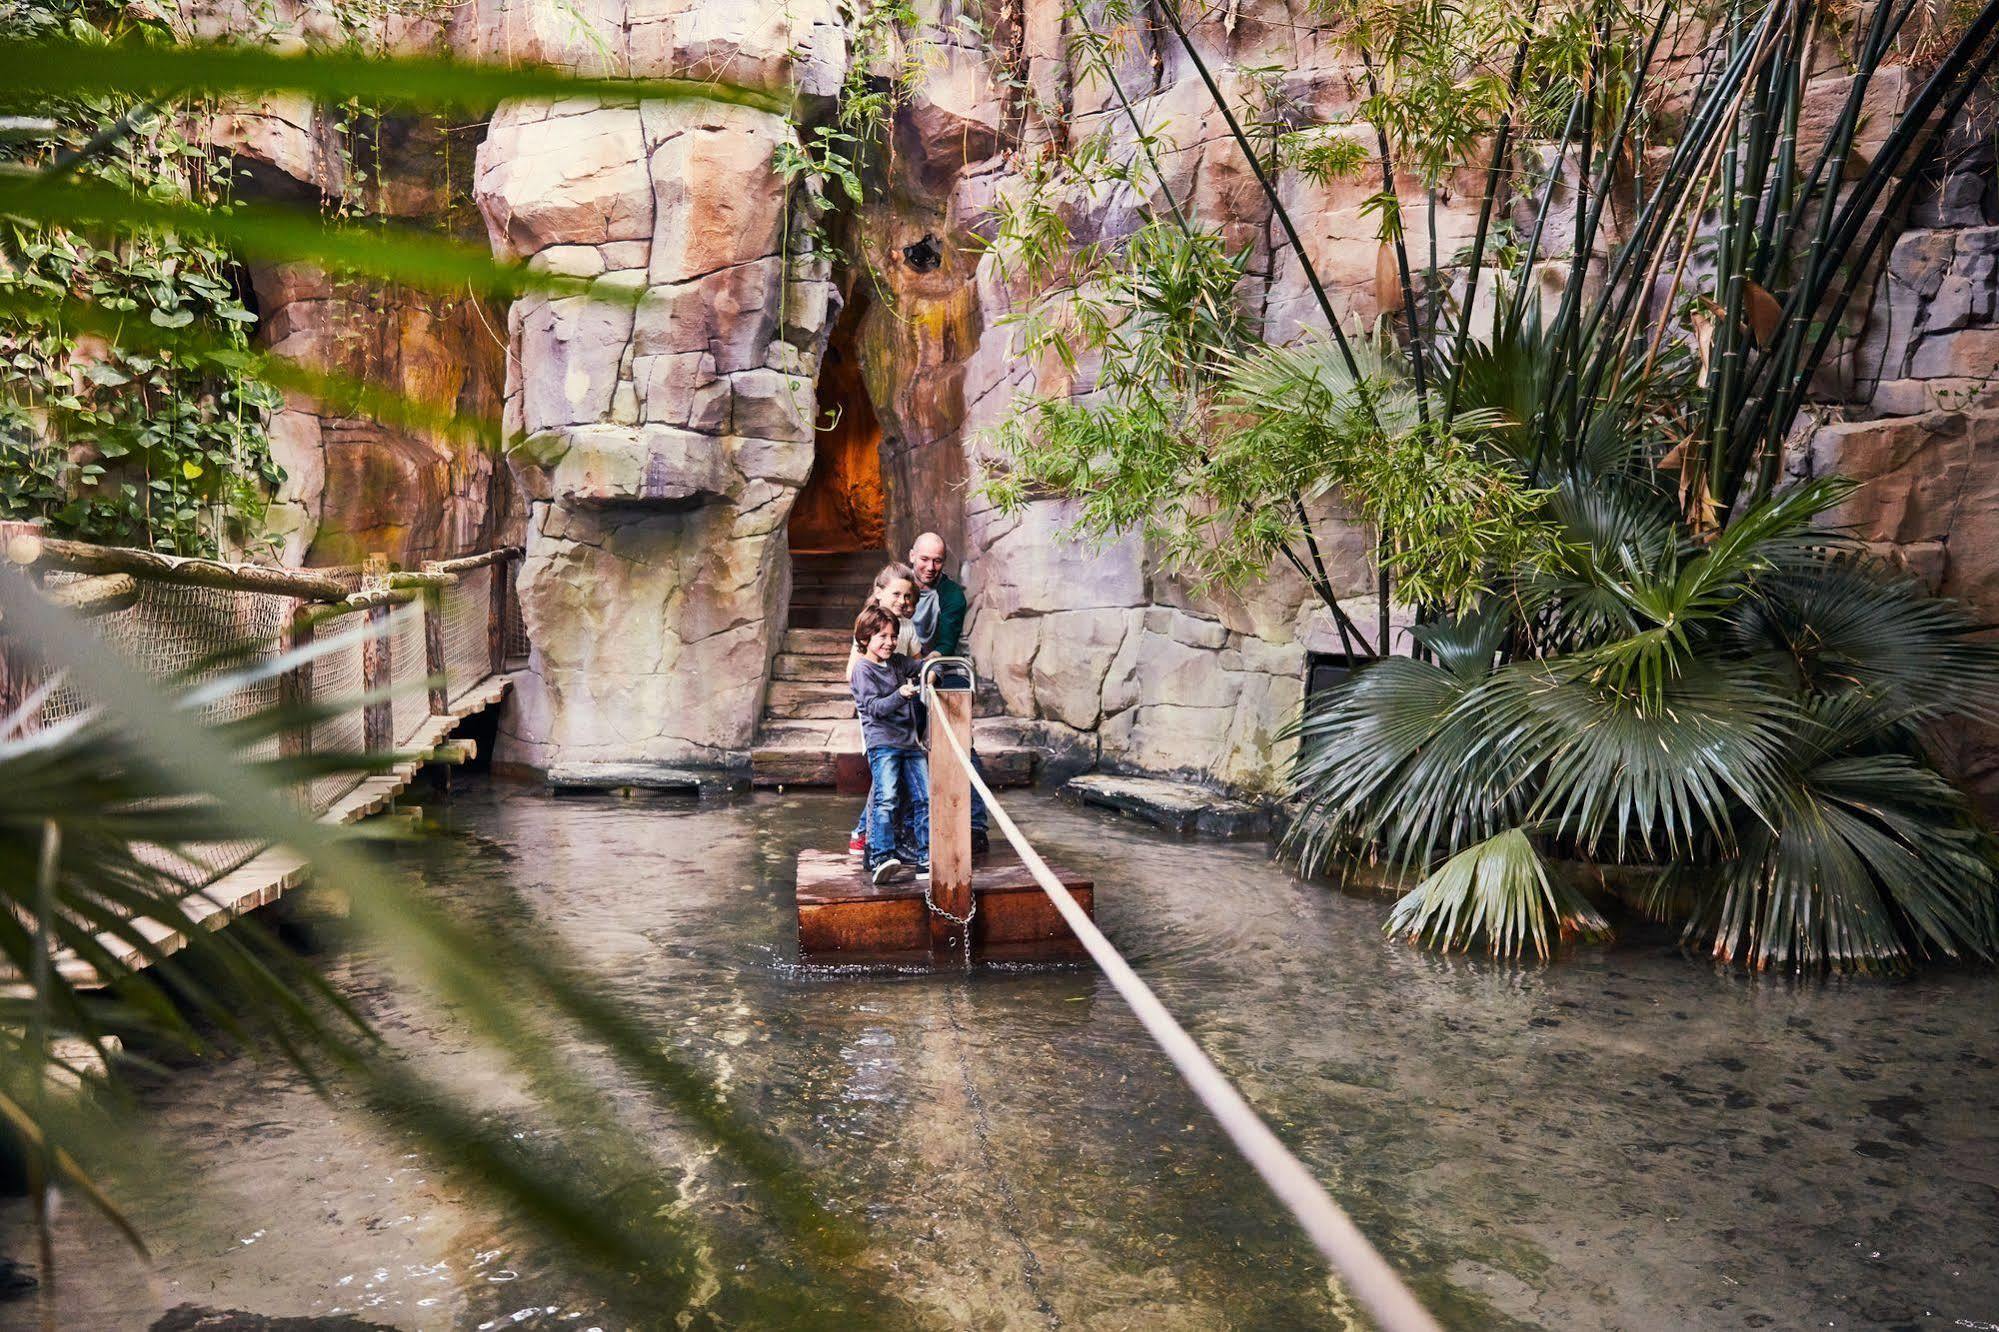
top-left (750, 552), bottom-right (1034, 789)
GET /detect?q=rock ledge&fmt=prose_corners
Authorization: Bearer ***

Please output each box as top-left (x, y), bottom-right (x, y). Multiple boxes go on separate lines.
top-left (1061, 774), bottom-right (1271, 840)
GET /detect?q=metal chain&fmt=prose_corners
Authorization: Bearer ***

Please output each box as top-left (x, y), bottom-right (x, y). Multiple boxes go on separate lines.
top-left (920, 875), bottom-right (976, 928)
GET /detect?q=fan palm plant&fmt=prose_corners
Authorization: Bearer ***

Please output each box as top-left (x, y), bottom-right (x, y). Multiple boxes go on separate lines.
top-left (1284, 442), bottom-right (1999, 972)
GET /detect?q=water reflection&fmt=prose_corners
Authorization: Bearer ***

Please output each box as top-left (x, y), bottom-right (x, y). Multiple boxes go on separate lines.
top-left (6, 784), bottom-right (1998, 1330)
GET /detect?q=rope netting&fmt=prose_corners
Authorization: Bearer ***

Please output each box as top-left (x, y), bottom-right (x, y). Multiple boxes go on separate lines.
top-left (30, 576), bottom-right (293, 884)
top-left (390, 598), bottom-right (429, 746)
top-left (308, 610), bottom-right (370, 814)
top-left (504, 570), bottom-right (530, 662)
top-left (442, 562), bottom-right (493, 702)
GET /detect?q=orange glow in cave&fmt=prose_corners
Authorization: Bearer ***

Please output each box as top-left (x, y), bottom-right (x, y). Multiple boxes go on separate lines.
top-left (789, 330), bottom-right (887, 554)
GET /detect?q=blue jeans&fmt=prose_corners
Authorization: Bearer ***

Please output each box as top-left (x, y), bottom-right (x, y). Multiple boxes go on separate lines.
top-left (864, 747), bottom-right (929, 872)
top-left (854, 750), bottom-right (987, 840)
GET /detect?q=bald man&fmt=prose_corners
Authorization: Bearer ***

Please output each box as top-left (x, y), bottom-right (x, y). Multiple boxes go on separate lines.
top-left (904, 530), bottom-right (987, 852)
top-left (906, 531), bottom-right (967, 658)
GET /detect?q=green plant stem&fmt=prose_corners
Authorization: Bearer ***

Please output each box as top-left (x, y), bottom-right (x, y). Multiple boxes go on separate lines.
top-left (1358, 52), bottom-right (1431, 421)
top-left (1150, 1), bottom-right (1369, 387)
top-left (1443, 31), bottom-right (1534, 428)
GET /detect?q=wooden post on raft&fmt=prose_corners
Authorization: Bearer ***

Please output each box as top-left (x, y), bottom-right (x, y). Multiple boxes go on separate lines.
top-left (924, 659), bottom-right (975, 953)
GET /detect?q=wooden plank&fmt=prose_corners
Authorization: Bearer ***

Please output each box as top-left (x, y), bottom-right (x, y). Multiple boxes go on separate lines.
top-left (428, 547), bottom-right (522, 574)
top-left (44, 572), bottom-right (137, 616)
top-left (35, 674), bottom-right (518, 991)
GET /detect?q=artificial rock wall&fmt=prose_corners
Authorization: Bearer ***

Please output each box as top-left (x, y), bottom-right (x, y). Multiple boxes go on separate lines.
top-left (208, 56), bottom-right (521, 569)
top-left (220, 0), bottom-right (1999, 793)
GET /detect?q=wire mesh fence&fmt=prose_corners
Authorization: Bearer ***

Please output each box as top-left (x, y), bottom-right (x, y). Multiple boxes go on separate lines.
top-left (505, 569), bottom-right (530, 663)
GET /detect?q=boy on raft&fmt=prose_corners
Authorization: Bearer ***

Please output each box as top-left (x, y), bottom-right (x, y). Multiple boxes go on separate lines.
top-left (849, 602), bottom-right (930, 885)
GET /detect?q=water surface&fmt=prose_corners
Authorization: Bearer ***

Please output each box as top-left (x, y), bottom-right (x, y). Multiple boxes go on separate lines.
top-left (7, 784), bottom-right (1997, 1329)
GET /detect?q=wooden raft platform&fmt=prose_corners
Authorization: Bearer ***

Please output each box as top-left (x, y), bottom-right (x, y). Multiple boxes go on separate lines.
top-left (796, 846), bottom-right (1093, 963)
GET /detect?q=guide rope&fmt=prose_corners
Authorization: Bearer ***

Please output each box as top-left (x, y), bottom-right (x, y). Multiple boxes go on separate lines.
top-left (923, 679), bottom-right (1443, 1332)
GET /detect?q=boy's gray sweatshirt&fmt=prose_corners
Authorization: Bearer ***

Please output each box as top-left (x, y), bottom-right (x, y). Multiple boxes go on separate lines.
top-left (850, 653), bottom-right (926, 752)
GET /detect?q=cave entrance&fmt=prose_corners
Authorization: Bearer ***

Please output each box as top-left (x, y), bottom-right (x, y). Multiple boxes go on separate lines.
top-left (788, 306), bottom-right (886, 555)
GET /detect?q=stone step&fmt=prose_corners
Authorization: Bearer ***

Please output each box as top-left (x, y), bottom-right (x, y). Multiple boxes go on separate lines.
top-left (751, 717), bottom-right (1039, 788)
top-left (793, 551), bottom-right (888, 574)
top-left (789, 603), bottom-right (865, 630)
top-left (773, 652), bottom-right (848, 682)
top-left (759, 672), bottom-right (1003, 718)
top-left (793, 568), bottom-right (878, 587)
top-left (784, 628), bottom-right (851, 655)
top-left (1061, 773), bottom-right (1271, 840)
top-left (790, 590), bottom-right (875, 610)
top-left (765, 681), bottom-right (856, 720)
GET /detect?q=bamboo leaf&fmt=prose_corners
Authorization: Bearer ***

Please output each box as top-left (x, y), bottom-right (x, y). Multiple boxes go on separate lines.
top-left (0, 39), bottom-right (786, 115)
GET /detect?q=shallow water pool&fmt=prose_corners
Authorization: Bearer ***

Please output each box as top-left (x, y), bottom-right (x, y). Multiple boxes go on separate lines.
top-left (8, 783), bottom-right (1999, 1329)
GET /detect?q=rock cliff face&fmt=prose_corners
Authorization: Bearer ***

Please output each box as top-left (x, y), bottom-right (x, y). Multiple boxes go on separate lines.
top-left (239, 0), bottom-right (1998, 793)
top-left (212, 73), bottom-right (520, 569)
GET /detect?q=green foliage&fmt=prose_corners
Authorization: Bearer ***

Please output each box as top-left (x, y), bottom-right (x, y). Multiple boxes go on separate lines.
top-left (1222, 338), bottom-right (1560, 608)
top-left (1387, 829), bottom-right (1611, 959)
top-left (1287, 465), bottom-right (1999, 972)
top-left (0, 3), bottom-right (284, 556)
top-left (0, 22), bottom-right (896, 1311)
top-left (778, 0), bottom-right (921, 271)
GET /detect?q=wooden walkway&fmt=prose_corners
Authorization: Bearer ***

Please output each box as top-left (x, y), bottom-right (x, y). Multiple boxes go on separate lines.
top-left (44, 674), bottom-right (515, 991)
top-left (1, 526), bottom-right (525, 992)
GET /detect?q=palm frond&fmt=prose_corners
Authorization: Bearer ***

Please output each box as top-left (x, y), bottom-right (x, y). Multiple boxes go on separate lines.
top-left (1732, 552), bottom-right (1999, 724)
top-left (0, 576), bottom-right (873, 1314)
top-left (1680, 696), bottom-right (1999, 973)
top-left (1385, 828), bottom-right (1611, 959)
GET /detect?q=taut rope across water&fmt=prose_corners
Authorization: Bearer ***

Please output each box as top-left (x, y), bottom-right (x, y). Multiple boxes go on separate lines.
top-left (923, 677), bottom-right (1443, 1332)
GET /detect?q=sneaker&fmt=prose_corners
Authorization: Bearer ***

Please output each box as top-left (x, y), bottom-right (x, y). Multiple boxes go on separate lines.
top-left (971, 830), bottom-right (990, 857)
top-left (847, 832), bottom-right (866, 856)
top-left (871, 858), bottom-right (907, 885)
top-left (911, 862), bottom-right (932, 879)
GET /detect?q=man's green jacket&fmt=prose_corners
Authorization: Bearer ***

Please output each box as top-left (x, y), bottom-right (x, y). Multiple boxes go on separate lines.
top-left (930, 572), bottom-right (968, 657)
